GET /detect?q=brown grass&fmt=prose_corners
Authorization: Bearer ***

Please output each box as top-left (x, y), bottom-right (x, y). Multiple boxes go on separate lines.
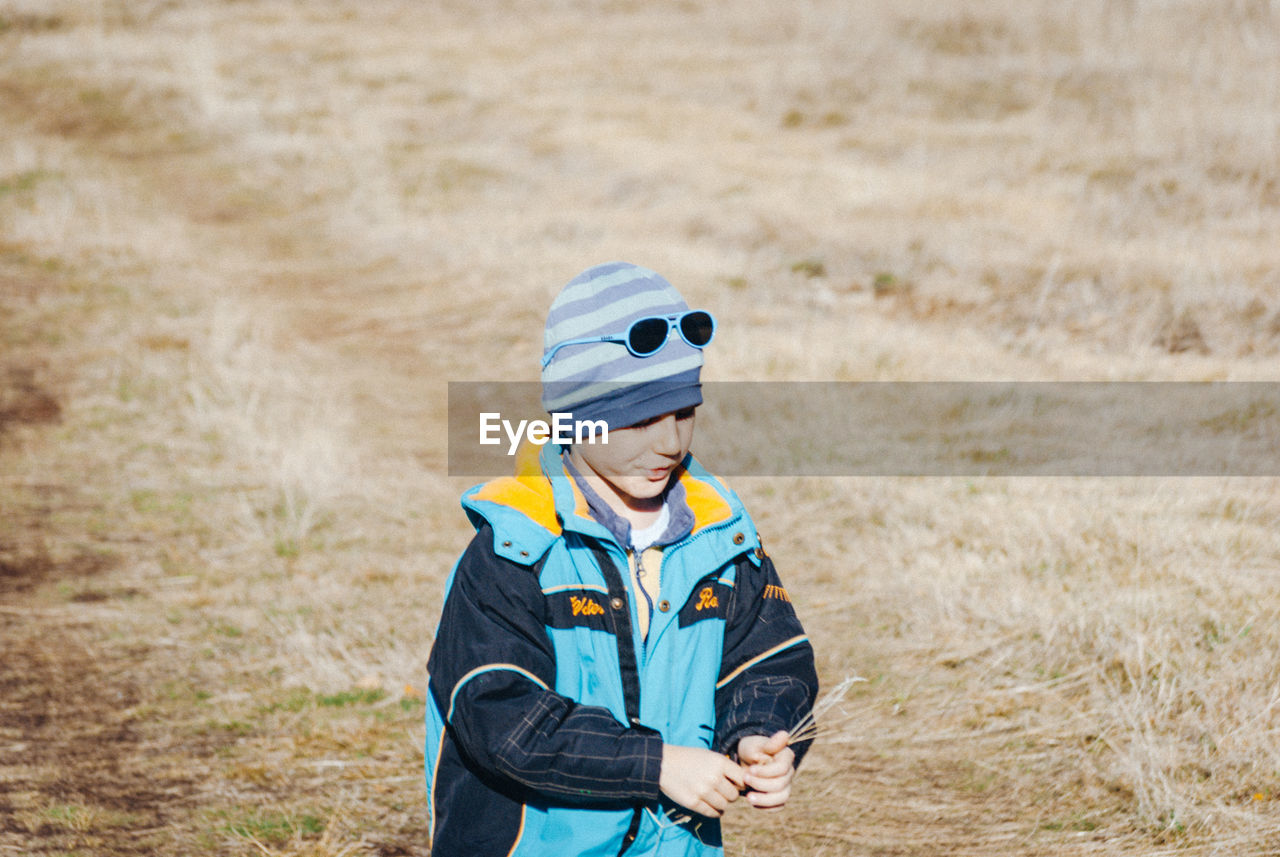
top-left (2, 0), bottom-right (1279, 854)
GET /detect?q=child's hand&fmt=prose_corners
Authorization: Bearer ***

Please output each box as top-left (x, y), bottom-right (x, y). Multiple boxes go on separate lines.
top-left (659, 744), bottom-right (745, 818)
top-left (736, 730), bottom-right (796, 810)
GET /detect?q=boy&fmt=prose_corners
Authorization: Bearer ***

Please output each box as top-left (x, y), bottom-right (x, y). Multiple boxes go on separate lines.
top-left (425, 262), bottom-right (818, 856)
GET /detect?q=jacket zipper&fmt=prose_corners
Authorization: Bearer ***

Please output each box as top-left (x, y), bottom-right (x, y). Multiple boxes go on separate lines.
top-left (633, 549), bottom-right (655, 666)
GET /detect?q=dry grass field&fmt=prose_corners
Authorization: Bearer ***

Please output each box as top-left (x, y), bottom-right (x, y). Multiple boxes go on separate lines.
top-left (3, 1), bottom-right (1280, 854)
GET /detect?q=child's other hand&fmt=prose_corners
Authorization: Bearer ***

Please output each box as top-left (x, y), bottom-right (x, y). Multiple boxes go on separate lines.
top-left (659, 744), bottom-right (745, 818)
top-left (736, 730), bottom-right (796, 810)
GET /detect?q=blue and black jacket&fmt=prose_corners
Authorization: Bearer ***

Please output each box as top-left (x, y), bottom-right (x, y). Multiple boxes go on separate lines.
top-left (425, 444), bottom-right (818, 856)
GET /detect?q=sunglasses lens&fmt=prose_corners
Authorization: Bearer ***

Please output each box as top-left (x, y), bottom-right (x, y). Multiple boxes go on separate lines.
top-left (680, 311), bottom-right (714, 347)
top-left (628, 317), bottom-right (671, 355)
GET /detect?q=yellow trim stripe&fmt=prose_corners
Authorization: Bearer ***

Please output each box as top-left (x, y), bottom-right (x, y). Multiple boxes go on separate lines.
top-left (504, 804), bottom-right (528, 857)
top-left (716, 635), bottom-right (810, 690)
top-left (428, 727), bottom-right (447, 845)
top-left (542, 583), bottom-right (609, 595)
top-left (447, 664), bottom-right (550, 722)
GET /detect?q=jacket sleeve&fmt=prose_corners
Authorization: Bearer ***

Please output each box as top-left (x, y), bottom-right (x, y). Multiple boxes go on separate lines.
top-left (427, 525), bottom-right (663, 806)
top-left (714, 551), bottom-right (819, 764)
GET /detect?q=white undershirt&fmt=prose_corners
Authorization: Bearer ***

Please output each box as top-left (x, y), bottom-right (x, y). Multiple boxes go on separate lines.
top-left (629, 501), bottom-right (670, 551)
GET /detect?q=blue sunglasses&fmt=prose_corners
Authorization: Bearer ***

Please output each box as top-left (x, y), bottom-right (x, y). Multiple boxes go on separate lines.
top-left (541, 310), bottom-right (716, 368)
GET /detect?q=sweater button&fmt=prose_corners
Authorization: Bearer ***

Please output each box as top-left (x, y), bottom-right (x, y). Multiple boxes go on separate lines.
top-left (502, 540), bottom-right (513, 548)
top-left (657, 600), bottom-right (670, 612)
top-left (610, 597), bottom-right (625, 610)
top-left (754, 547), bottom-right (765, 560)
top-left (733, 532), bottom-right (745, 545)
top-left (519, 550), bottom-right (529, 558)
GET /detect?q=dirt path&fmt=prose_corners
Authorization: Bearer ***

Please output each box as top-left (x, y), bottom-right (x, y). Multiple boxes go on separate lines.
top-left (0, 328), bottom-right (202, 853)
top-left (0, 30), bottom-right (427, 853)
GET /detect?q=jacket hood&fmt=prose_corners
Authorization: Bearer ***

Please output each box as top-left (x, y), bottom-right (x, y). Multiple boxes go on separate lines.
top-left (461, 442), bottom-right (755, 568)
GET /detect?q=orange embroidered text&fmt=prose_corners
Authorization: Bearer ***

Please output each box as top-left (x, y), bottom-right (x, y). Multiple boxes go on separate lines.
top-left (762, 584), bottom-right (791, 602)
top-left (695, 587), bottom-right (720, 611)
top-left (570, 595), bottom-right (605, 617)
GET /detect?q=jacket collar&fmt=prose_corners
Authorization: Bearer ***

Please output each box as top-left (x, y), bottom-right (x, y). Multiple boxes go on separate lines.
top-left (462, 441), bottom-right (743, 558)
top-left (544, 444), bottom-right (737, 545)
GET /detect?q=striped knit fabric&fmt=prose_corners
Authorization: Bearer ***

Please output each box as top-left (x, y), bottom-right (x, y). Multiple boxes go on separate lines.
top-left (541, 262), bottom-right (705, 430)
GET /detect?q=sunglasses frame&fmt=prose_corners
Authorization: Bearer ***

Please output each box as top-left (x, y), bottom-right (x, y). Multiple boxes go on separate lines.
top-left (541, 310), bottom-right (716, 368)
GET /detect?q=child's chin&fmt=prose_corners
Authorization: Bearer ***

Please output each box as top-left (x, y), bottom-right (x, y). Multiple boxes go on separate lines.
top-left (620, 478), bottom-right (668, 500)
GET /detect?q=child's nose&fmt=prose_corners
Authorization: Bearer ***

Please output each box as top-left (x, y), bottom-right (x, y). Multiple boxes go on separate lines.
top-left (649, 414), bottom-right (681, 454)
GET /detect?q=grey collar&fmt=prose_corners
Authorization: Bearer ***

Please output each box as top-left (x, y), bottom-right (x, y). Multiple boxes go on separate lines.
top-left (562, 453), bottom-right (695, 550)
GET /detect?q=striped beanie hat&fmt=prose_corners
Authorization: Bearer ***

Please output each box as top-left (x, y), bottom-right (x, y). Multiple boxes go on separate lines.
top-left (541, 262), bottom-right (705, 430)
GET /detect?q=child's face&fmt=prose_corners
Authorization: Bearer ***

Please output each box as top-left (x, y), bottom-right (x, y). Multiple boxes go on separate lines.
top-left (570, 406), bottom-right (696, 509)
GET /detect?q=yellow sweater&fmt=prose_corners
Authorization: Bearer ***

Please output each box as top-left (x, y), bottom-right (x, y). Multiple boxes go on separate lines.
top-left (627, 545), bottom-right (665, 638)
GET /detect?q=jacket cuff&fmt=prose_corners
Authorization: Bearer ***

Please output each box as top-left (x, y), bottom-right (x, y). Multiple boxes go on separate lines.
top-left (715, 675), bottom-right (812, 762)
top-left (629, 722), bottom-right (665, 802)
